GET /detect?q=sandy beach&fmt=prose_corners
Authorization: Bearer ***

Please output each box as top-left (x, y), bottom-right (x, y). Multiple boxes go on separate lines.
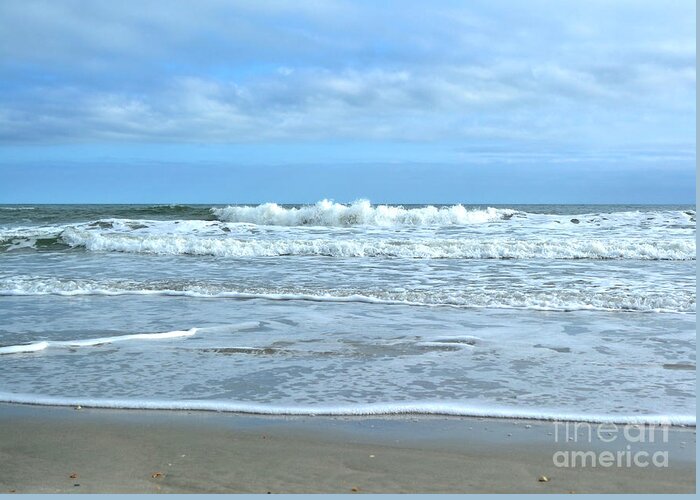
top-left (0, 403), bottom-right (694, 494)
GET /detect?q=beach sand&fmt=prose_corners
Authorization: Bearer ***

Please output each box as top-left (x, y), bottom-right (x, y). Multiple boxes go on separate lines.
top-left (0, 403), bottom-right (694, 494)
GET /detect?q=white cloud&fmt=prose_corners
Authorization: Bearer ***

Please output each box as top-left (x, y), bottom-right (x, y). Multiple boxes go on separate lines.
top-left (0, 0), bottom-right (694, 151)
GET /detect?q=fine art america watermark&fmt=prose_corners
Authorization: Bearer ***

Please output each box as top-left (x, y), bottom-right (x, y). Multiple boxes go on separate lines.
top-left (552, 422), bottom-right (669, 468)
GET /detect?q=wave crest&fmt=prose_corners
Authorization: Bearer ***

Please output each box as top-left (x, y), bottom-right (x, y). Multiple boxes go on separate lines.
top-left (212, 199), bottom-right (515, 226)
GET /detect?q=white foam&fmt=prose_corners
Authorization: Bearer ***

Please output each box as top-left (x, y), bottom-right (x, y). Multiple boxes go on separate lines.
top-left (417, 336), bottom-right (481, 349)
top-left (1, 278), bottom-right (694, 313)
top-left (0, 322), bottom-right (260, 355)
top-left (0, 341), bottom-right (49, 354)
top-left (211, 201), bottom-right (697, 231)
top-left (212, 200), bottom-right (515, 227)
top-left (56, 329), bottom-right (197, 347)
top-left (0, 392), bottom-right (692, 426)
top-left (415, 341), bottom-right (475, 349)
top-left (56, 229), bottom-right (696, 260)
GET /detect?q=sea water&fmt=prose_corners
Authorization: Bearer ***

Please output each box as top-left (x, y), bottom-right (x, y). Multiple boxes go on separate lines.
top-left (0, 201), bottom-right (695, 424)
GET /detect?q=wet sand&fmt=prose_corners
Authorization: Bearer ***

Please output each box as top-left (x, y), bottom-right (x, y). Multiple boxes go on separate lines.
top-left (0, 404), bottom-right (694, 493)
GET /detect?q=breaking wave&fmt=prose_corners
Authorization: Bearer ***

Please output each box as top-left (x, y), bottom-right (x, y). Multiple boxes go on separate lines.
top-left (212, 199), bottom-right (516, 226)
top-left (55, 230), bottom-right (697, 260)
top-left (2, 230), bottom-right (694, 260)
top-left (2, 203), bottom-right (693, 261)
top-left (211, 200), bottom-right (696, 228)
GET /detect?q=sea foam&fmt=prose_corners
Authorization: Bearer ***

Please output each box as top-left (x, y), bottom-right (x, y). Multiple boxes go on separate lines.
top-left (56, 229), bottom-right (696, 260)
top-left (0, 322), bottom-right (260, 355)
top-left (0, 392), bottom-right (693, 426)
top-left (1, 276), bottom-right (694, 313)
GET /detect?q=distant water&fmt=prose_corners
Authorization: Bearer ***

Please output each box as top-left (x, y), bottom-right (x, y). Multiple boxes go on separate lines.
top-left (0, 201), bottom-right (695, 424)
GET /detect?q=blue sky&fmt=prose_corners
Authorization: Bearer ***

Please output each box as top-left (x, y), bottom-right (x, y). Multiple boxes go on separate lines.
top-left (0, 0), bottom-right (695, 203)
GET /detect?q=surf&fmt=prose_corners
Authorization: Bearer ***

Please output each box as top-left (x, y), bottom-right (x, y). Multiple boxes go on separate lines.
top-left (0, 322), bottom-right (261, 355)
top-left (0, 392), bottom-right (693, 426)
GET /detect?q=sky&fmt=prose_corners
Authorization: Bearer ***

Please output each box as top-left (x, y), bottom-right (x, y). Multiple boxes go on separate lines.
top-left (0, 0), bottom-right (695, 204)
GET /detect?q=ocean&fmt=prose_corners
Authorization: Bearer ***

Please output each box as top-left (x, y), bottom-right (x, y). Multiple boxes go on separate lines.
top-left (0, 201), bottom-right (695, 425)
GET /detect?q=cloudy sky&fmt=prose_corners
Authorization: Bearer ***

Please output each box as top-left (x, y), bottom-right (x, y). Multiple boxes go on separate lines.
top-left (0, 0), bottom-right (695, 203)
